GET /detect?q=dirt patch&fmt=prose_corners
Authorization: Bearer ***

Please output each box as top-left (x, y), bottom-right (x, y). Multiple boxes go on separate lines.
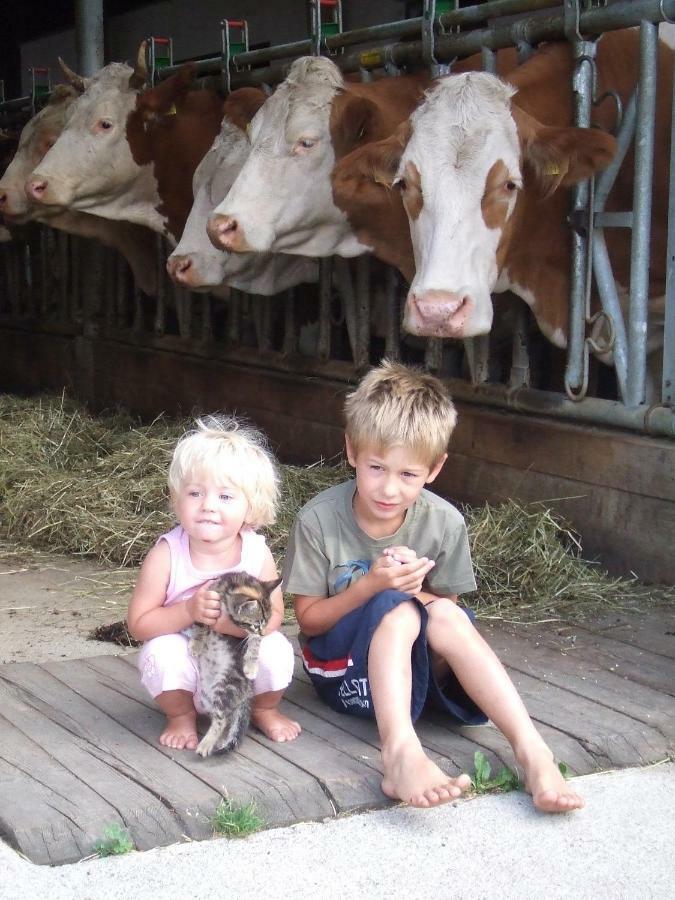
top-left (0, 544), bottom-right (137, 664)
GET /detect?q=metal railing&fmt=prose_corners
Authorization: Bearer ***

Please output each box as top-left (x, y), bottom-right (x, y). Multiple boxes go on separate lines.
top-left (0, 0), bottom-right (673, 439)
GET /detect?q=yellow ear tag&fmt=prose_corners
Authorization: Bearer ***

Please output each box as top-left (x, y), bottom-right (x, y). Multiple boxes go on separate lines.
top-left (166, 103), bottom-right (177, 116)
top-left (246, 122), bottom-right (252, 138)
top-left (544, 162), bottom-right (561, 176)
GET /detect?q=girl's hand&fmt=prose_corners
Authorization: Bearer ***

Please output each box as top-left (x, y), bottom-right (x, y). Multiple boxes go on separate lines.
top-left (186, 582), bottom-right (222, 626)
top-left (368, 554), bottom-right (435, 596)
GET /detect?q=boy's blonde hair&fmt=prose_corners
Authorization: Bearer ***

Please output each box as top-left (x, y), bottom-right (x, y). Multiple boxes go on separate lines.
top-left (168, 415), bottom-right (279, 528)
top-left (344, 360), bottom-right (457, 465)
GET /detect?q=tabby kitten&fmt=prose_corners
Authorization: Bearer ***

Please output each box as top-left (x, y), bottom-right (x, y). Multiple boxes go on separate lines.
top-left (189, 571), bottom-right (281, 757)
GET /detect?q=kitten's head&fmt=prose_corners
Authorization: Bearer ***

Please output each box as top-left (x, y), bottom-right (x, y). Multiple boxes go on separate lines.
top-left (212, 571), bottom-right (280, 635)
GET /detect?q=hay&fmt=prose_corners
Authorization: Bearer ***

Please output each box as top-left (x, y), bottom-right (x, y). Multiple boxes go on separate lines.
top-left (1, 393), bottom-right (671, 623)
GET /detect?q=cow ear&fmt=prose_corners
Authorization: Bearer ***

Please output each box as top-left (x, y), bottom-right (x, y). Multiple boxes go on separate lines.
top-left (137, 64), bottom-right (197, 118)
top-left (223, 87), bottom-right (266, 133)
top-left (329, 93), bottom-right (382, 158)
top-left (49, 84), bottom-right (77, 105)
top-left (367, 121), bottom-right (411, 187)
top-left (524, 125), bottom-right (617, 197)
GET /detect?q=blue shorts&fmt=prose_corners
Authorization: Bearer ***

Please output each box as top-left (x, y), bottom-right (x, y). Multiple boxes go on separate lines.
top-left (301, 589), bottom-right (487, 725)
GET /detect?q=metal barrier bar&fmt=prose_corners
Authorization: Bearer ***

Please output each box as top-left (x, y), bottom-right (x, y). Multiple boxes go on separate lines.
top-left (665, 38), bottom-right (675, 408)
top-left (626, 20), bottom-right (658, 407)
top-left (206, 0), bottom-right (675, 90)
top-left (445, 378), bottom-right (675, 438)
top-left (564, 37), bottom-right (596, 401)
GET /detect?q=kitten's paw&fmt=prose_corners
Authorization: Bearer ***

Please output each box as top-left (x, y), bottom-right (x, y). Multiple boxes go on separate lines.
top-left (243, 661), bottom-right (259, 680)
top-left (196, 734), bottom-right (216, 758)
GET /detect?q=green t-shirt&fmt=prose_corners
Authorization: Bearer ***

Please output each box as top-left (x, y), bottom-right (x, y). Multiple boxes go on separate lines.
top-left (282, 479), bottom-right (477, 599)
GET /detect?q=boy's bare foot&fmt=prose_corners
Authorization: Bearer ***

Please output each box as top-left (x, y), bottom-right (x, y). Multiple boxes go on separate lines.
top-left (252, 707), bottom-right (301, 742)
top-left (160, 712), bottom-right (198, 750)
top-left (517, 742), bottom-right (585, 813)
top-left (381, 736), bottom-right (471, 808)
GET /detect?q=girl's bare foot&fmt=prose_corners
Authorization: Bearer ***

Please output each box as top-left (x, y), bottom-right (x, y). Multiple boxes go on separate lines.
top-left (251, 707), bottom-right (301, 742)
top-left (160, 712), bottom-right (198, 750)
top-left (517, 741), bottom-right (585, 812)
top-left (381, 736), bottom-right (471, 808)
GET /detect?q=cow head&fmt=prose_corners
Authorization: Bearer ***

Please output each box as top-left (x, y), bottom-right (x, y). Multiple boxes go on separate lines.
top-left (368, 71), bottom-right (616, 339)
top-left (207, 56), bottom-right (371, 258)
top-left (25, 46), bottom-right (151, 212)
top-left (168, 89), bottom-right (318, 295)
top-left (0, 85), bottom-right (77, 223)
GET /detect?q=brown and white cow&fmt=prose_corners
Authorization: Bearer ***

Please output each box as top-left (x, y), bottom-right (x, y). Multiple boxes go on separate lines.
top-left (167, 88), bottom-right (319, 295)
top-left (25, 57), bottom-right (222, 241)
top-left (207, 56), bottom-right (431, 257)
top-left (0, 84), bottom-right (159, 295)
top-left (342, 30), bottom-right (669, 356)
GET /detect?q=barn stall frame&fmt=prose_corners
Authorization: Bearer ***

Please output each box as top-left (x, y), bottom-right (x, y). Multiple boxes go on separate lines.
top-left (0, 0), bottom-right (673, 582)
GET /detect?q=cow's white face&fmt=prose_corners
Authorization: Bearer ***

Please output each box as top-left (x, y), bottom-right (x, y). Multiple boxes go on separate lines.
top-left (0, 88), bottom-right (76, 222)
top-left (401, 73), bottom-right (521, 338)
top-left (26, 64), bottom-right (162, 229)
top-left (168, 118), bottom-right (318, 294)
top-left (208, 57), bottom-right (367, 258)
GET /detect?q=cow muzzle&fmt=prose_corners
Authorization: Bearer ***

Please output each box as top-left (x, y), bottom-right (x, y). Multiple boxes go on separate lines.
top-left (404, 289), bottom-right (481, 338)
top-left (206, 213), bottom-right (253, 253)
top-left (166, 254), bottom-right (197, 286)
top-left (24, 175), bottom-right (72, 208)
top-left (0, 186), bottom-right (30, 222)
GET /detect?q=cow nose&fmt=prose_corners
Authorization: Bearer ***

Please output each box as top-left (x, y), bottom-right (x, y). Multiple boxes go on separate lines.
top-left (167, 254), bottom-right (193, 284)
top-left (404, 289), bottom-right (473, 337)
top-left (27, 179), bottom-right (48, 202)
top-left (207, 213), bottom-right (247, 252)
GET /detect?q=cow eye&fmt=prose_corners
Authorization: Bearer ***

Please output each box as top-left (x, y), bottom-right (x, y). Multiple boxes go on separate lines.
top-left (393, 176), bottom-right (407, 191)
top-left (98, 119), bottom-right (113, 131)
top-left (505, 180), bottom-right (517, 192)
top-left (298, 138), bottom-right (315, 150)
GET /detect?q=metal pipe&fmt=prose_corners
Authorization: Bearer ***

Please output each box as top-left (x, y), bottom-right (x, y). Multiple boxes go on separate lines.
top-left (220, 0), bottom-right (675, 90)
top-left (664, 34), bottom-right (675, 408)
top-left (445, 378), bottom-right (675, 438)
top-left (626, 20), bottom-right (658, 407)
top-left (75, 0), bottom-right (104, 77)
top-left (564, 39), bottom-right (595, 401)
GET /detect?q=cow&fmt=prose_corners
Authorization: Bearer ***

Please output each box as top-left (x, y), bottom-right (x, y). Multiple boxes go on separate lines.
top-left (206, 50), bottom-right (518, 264)
top-left (0, 85), bottom-right (159, 295)
top-left (25, 54), bottom-right (222, 241)
top-left (339, 29), bottom-right (669, 371)
top-left (167, 88), bottom-right (319, 295)
top-left (206, 56), bottom-right (432, 258)
top-left (26, 55), bottom-right (316, 297)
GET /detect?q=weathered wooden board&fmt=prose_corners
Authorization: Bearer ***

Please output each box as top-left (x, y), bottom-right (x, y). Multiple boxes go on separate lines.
top-left (0, 609), bottom-right (673, 866)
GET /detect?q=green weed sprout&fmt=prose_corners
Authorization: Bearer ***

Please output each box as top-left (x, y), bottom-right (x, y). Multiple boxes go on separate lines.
top-left (470, 751), bottom-right (521, 794)
top-left (212, 798), bottom-right (264, 837)
top-left (93, 823), bottom-right (134, 857)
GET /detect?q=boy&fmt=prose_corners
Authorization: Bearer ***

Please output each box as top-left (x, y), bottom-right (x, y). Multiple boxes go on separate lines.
top-left (282, 360), bottom-right (584, 812)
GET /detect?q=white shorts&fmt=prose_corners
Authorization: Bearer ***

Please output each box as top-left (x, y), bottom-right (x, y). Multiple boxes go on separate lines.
top-left (138, 630), bottom-right (295, 712)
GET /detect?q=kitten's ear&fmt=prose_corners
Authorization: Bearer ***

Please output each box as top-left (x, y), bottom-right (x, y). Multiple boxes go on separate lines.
top-left (263, 576), bottom-right (282, 594)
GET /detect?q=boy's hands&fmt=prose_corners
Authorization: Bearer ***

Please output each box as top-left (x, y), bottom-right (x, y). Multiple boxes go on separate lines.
top-left (368, 547), bottom-right (435, 596)
top-left (186, 582), bottom-right (222, 626)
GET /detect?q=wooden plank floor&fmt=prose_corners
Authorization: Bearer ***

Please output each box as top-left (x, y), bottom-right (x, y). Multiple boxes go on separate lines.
top-left (0, 609), bottom-right (672, 866)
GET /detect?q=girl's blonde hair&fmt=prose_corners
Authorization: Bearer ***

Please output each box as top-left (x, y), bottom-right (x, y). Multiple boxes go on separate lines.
top-left (344, 359), bottom-right (457, 466)
top-left (168, 415), bottom-right (279, 528)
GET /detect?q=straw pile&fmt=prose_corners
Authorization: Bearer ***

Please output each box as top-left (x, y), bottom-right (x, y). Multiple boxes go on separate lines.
top-left (1, 393), bottom-right (670, 623)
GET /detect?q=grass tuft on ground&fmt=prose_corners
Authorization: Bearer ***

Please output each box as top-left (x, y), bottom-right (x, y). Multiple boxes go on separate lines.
top-left (212, 798), bottom-right (264, 837)
top-left (1, 393), bottom-right (670, 624)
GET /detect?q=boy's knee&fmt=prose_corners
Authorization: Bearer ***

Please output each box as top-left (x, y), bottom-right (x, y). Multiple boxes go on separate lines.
top-left (379, 598), bottom-right (421, 632)
top-left (426, 597), bottom-right (474, 631)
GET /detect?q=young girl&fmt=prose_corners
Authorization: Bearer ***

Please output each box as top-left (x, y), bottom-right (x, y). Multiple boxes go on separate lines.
top-left (128, 415), bottom-right (300, 750)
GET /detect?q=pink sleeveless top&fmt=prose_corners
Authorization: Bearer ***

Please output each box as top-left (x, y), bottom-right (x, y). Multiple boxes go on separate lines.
top-left (158, 525), bottom-right (268, 607)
